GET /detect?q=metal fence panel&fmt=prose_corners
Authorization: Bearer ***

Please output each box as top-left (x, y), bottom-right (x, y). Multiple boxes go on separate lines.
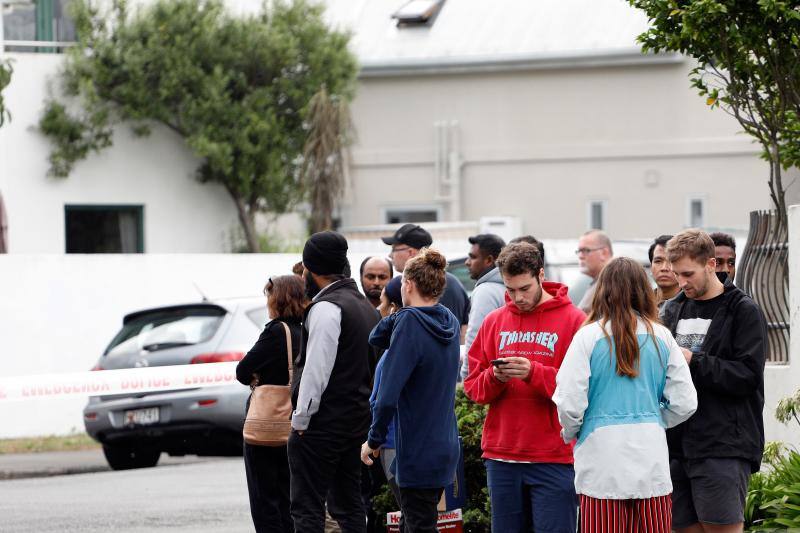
top-left (737, 210), bottom-right (790, 364)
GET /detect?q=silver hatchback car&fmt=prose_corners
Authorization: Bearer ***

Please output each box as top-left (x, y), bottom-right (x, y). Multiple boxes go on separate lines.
top-left (83, 297), bottom-right (266, 470)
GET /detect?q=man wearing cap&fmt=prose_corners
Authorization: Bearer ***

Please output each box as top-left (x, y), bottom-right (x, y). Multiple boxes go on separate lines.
top-left (289, 231), bottom-right (381, 533)
top-left (382, 224), bottom-right (470, 340)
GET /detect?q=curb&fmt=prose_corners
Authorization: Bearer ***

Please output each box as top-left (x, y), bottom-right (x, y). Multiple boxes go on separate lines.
top-left (0, 465), bottom-right (109, 481)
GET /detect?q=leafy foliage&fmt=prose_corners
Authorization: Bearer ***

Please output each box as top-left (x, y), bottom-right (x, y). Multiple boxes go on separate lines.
top-left (372, 387), bottom-right (491, 532)
top-left (38, 0), bottom-right (358, 251)
top-left (746, 444), bottom-right (800, 530)
top-left (628, 0), bottom-right (800, 227)
top-left (0, 59), bottom-right (12, 127)
top-left (776, 389), bottom-right (800, 427)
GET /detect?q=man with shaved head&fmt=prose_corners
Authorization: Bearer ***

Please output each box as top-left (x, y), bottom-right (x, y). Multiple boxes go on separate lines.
top-left (359, 256), bottom-right (393, 308)
top-left (575, 230), bottom-right (613, 313)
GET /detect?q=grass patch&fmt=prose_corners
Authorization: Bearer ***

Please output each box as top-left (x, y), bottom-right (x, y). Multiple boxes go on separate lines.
top-left (0, 432), bottom-right (99, 454)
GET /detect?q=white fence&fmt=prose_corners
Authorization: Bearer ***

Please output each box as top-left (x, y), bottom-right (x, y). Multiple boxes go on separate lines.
top-left (1, 237), bottom-right (799, 444)
top-left (0, 253), bottom-right (303, 438)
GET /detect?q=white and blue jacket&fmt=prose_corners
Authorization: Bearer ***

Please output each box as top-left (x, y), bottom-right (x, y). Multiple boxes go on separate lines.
top-left (553, 319), bottom-right (697, 499)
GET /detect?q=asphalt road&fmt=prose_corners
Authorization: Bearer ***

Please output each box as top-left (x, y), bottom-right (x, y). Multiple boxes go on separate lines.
top-left (0, 454), bottom-right (254, 532)
top-left (0, 449), bottom-right (216, 480)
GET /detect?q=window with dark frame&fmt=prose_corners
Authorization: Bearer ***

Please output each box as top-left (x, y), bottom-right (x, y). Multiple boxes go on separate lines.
top-left (589, 201), bottom-right (604, 231)
top-left (385, 209), bottom-right (439, 224)
top-left (689, 198), bottom-right (705, 228)
top-left (2, 0), bottom-right (76, 53)
top-left (65, 205), bottom-right (144, 253)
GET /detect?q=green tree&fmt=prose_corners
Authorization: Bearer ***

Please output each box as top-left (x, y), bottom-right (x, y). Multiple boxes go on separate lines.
top-left (628, 0), bottom-right (800, 228)
top-left (0, 59), bottom-right (12, 127)
top-left (39, 0), bottom-right (358, 251)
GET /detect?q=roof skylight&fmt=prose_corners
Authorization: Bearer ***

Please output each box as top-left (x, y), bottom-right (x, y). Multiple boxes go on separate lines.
top-left (392, 0), bottom-right (444, 26)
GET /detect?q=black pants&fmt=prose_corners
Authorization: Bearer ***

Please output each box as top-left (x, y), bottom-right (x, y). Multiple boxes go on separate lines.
top-left (363, 461), bottom-right (388, 533)
top-left (288, 430), bottom-right (367, 533)
top-left (243, 442), bottom-right (292, 533)
top-left (399, 487), bottom-right (443, 533)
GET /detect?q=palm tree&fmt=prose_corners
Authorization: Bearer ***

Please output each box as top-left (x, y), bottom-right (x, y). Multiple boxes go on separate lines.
top-left (301, 87), bottom-right (354, 233)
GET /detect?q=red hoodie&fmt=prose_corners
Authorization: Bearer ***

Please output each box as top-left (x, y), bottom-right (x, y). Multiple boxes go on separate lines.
top-left (464, 281), bottom-right (586, 463)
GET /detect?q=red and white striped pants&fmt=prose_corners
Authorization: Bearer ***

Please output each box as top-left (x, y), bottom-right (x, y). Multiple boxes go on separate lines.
top-left (579, 494), bottom-right (672, 533)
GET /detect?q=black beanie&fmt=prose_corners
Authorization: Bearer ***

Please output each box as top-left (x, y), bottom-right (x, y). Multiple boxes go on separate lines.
top-left (303, 231), bottom-right (349, 276)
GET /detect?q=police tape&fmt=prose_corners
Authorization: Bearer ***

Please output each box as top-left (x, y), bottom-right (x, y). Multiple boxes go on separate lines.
top-left (0, 362), bottom-right (242, 402)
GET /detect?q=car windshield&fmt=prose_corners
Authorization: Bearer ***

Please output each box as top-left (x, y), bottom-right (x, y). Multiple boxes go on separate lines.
top-left (446, 259), bottom-right (476, 295)
top-left (104, 307), bottom-right (225, 356)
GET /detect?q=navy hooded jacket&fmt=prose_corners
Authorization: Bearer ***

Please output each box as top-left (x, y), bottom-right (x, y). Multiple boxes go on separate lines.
top-left (367, 305), bottom-right (461, 489)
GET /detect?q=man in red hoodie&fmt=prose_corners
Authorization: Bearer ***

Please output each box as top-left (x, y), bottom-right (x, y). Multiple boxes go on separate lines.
top-left (464, 242), bottom-right (585, 533)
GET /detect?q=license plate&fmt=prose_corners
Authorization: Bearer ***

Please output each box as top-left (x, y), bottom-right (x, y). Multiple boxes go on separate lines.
top-left (124, 407), bottom-right (160, 426)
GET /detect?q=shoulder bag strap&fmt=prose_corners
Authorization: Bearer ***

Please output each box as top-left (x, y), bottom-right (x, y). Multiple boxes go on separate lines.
top-left (279, 321), bottom-right (293, 385)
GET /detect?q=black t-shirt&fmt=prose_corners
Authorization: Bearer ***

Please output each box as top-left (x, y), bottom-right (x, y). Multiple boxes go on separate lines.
top-left (674, 292), bottom-right (725, 353)
top-left (438, 272), bottom-right (470, 325)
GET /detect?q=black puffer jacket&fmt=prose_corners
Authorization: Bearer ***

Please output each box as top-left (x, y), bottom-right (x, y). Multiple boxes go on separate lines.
top-left (661, 276), bottom-right (767, 472)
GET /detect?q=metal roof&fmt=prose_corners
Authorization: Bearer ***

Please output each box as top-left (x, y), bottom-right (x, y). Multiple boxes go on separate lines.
top-left (319, 0), bottom-right (669, 74)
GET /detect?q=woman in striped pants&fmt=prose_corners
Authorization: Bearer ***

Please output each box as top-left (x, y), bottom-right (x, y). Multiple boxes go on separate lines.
top-left (553, 257), bottom-right (698, 532)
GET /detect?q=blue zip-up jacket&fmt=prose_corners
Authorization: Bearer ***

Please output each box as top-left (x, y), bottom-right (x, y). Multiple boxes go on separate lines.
top-left (369, 355), bottom-right (395, 449)
top-left (367, 305), bottom-right (461, 489)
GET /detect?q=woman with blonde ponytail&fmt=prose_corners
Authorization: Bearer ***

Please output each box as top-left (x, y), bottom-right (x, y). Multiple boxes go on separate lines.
top-left (554, 257), bottom-right (697, 532)
top-left (360, 248), bottom-right (461, 533)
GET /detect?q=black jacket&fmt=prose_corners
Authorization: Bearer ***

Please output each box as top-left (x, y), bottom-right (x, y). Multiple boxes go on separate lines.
top-left (291, 278), bottom-right (380, 438)
top-left (236, 317), bottom-right (302, 387)
top-left (661, 276), bottom-right (767, 472)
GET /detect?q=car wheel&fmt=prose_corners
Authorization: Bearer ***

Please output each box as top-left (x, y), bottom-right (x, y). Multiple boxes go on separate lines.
top-left (102, 444), bottom-right (161, 470)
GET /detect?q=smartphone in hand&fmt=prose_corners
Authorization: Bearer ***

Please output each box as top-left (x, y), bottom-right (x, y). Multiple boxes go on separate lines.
top-left (491, 359), bottom-right (509, 367)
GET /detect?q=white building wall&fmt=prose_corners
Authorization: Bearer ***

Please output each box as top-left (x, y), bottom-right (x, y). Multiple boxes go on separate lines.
top-left (0, 52), bottom-right (308, 253)
top-left (343, 61), bottom-right (774, 237)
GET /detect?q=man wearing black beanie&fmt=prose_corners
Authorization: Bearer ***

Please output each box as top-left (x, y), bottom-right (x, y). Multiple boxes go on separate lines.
top-left (289, 231), bottom-right (381, 533)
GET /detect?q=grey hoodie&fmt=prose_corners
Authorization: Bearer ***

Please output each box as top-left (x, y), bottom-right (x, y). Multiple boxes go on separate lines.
top-left (460, 266), bottom-right (506, 379)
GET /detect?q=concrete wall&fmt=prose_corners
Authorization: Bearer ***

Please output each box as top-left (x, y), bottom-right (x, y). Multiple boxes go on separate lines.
top-left (0, 252), bottom-right (392, 438)
top-left (2, 235), bottom-right (798, 442)
top-left (0, 254), bottom-right (299, 438)
top-left (766, 204), bottom-right (800, 445)
top-left (343, 61), bottom-right (774, 238)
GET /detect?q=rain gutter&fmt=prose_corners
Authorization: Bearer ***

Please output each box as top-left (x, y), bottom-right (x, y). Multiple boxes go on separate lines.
top-left (358, 48), bottom-right (683, 78)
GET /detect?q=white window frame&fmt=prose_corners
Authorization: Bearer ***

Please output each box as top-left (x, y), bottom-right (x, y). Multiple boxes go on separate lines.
top-left (586, 199), bottom-right (607, 231)
top-left (381, 204), bottom-right (443, 225)
top-left (686, 196), bottom-right (707, 228)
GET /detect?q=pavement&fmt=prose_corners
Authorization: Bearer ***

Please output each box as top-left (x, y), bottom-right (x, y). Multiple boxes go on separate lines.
top-left (0, 448), bottom-right (216, 480)
top-left (0, 456), bottom-right (251, 533)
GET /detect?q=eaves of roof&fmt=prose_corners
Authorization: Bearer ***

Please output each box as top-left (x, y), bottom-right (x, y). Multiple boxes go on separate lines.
top-left (358, 48), bottom-right (684, 78)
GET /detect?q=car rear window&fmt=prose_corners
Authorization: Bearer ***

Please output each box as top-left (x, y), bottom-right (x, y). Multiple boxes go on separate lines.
top-left (246, 307), bottom-right (268, 329)
top-left (104, 306), bottom-right (226, 356)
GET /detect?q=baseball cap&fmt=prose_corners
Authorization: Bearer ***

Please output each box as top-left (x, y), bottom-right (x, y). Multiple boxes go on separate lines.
top-left (381, 223), bottom-right (433, 249)
top-left (385, 276), bottom-right (403, 307)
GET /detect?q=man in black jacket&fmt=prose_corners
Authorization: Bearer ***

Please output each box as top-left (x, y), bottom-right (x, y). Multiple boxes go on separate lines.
top-left (663, 229), bottom-right (767, 533)
top-left (289, 231), bottom-right (380, 533)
